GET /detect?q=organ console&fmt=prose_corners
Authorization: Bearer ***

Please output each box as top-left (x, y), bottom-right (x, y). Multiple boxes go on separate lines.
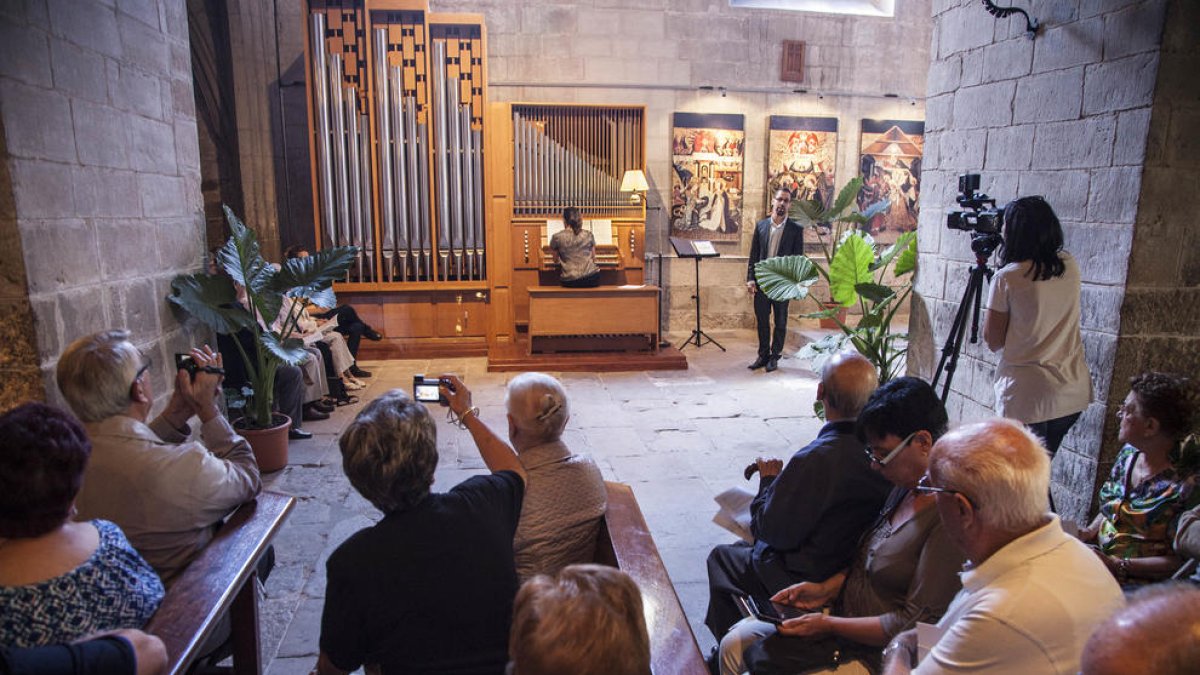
top-left (303, 1), bottom-right (649, 356)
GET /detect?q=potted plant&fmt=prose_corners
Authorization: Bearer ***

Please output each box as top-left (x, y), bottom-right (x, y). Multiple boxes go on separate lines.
top-left (168, 206), bottom-right (355, 469)
top-left (754, 178), bottom-right (916, 384)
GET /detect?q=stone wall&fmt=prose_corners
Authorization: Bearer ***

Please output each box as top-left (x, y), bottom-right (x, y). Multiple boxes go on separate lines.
top-left (0, 0), bottom-right (208, 408)
top-left (271, 0), bottom-right (932, 331)
top-left (908, 0), bottom-right (1171, 519)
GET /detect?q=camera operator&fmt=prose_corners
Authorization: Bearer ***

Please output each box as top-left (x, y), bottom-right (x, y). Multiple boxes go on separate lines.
top-left (982, 196), bottom-right (1091, 457)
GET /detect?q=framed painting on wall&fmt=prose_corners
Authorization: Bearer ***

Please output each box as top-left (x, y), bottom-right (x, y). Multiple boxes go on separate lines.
top-left (670, 112), bottom-right (744, 241)
top-left (858, 119), bottom-right (924, 242)
top-left (766, 116), bottom-right (838, 209)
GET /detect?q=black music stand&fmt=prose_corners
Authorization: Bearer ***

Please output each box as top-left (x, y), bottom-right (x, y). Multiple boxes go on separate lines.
top-left (671, 237), bottom-right (725, 351)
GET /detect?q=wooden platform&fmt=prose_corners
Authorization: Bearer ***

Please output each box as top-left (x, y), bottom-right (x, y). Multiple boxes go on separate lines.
top-left (487, 338), bottom-right (687, 372)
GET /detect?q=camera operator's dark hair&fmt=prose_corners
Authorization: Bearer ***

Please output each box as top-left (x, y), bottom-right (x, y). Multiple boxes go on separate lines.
top-left (1000, 196), bottom-right (1065, 281)
top-left (856, 376), bottom-right (949, 444)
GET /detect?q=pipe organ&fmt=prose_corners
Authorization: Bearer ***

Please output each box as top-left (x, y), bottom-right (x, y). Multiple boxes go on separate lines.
top-left (305, 1), bottom-right (486, 286)
top-left (305, 3), bottom-right (648, 355)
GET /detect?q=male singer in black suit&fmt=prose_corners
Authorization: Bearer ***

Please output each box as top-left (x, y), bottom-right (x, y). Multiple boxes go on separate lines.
top-left (746, 189), bottom-right (804, 372)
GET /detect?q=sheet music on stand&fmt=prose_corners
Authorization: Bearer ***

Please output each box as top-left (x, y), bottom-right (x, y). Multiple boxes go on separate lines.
top-left (670, 237), bottom-right (719, 258)
top-left (544, 219), bottom-right (613, 245)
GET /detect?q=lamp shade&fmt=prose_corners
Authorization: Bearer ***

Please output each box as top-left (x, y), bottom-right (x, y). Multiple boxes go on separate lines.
top-left (620, 169), bottom-right (649, 193)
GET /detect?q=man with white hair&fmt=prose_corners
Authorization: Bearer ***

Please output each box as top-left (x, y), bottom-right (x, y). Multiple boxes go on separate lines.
top-left (56, 330), bottom-right (261, 583)
top-left (882, 419), bottom-right (1124, 674)
top-left (441, 372), bottom-right (606, 580)
top-left (705, 351), bottom-right (891, 641)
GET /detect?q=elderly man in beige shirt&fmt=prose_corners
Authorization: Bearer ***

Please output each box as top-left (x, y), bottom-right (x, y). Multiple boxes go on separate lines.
top-left (56, 330), bottom-right (262, 585)
top-left (444, 372), bottom-right (607, 580)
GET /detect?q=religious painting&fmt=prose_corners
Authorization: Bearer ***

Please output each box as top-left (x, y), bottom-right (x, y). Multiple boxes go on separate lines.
top-left (670, 112), bottom-right (744, 241)
top-left (858, 119), bottom-right (924, 242)
top-left (766, 116), bottom-right (837, 210)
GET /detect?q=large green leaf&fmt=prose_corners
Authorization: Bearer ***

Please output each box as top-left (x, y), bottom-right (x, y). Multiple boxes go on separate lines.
top-left (168, 274), bottom-right (255, 335)
top-left (788, 198), bottom-right (823, 226)
top-left (894, 232), bottom-right (918, 276)
top-left (271, 246), bottom-right (358, 300)
top-left (825, 176), bottom-right (863, 220)
top-left (871, 231), bottom-right (916, 272)
top-left (755, 255), bottom-right (820, 302)
top-left (828, 234), bottom-right (874, 306)
top-left (218, 206), bottom-right (275, 297)
top-left (261, 332), bottom-right (309, 366)
top-left (855, 282), bottom-right (895, 304)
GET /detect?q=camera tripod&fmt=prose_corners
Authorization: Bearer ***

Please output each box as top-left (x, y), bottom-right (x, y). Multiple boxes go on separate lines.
top-left (932, 248), bottom-right (995, 403)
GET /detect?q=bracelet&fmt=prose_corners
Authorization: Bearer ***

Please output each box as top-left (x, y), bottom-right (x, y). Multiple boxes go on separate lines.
top-left (1117, 557), bottom-right (1130, 583)
top-left (450, 406), bottom-right (480, 429)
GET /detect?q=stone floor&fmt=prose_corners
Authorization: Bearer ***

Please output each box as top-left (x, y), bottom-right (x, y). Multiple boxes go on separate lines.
top-left (258, 329), bottom-right (829, 674)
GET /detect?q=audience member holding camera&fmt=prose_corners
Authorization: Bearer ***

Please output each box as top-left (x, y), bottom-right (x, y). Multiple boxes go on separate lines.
top-left (317, 389), bottom-right (525, 675)
top-left (443, 372), bottom-right (606, 580)
top-left (1077, 372), bottom-right (1199, 586)
top-left (982, 196), bottom-right (1090, 458)
top-left (55, 331), bottom-right (262, 585)
top-left (0, 403), bottom-right (164, 648)
top-left (718, 378), bottom-right (965, 675)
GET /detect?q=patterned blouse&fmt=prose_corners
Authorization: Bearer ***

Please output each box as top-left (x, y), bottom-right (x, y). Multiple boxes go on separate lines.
top-left (1098, 444), bottom-right (1200, 559)
top-left (0, 520), bottom-right (165, 648)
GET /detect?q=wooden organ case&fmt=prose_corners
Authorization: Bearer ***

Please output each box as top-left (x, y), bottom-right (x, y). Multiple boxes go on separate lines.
top-left (484, 104), bottom-right (648, 350)
top-left (305, 2), bottom-right (648, 356)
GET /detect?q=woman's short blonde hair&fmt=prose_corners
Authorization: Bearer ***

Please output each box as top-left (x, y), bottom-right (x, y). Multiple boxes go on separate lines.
top-left (55, 330), bottom-right (144, 423)
top-left (510, 564), bottom-right (651, 675)
top-left (339, 389), bottom-right (438, 513)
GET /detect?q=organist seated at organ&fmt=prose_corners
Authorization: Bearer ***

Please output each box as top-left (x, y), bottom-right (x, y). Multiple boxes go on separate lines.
top-left (548, 206), bottom-right (600, 288)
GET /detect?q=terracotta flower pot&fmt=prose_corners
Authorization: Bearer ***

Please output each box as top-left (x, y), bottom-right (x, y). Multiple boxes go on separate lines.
top-left (235, 413), bottom-right (291, 473)
top-left (819, 302), bottom-right (849, 329)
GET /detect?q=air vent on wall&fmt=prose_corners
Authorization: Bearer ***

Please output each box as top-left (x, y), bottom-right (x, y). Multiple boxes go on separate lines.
top-left (780, 40), bottom-right (805, 83)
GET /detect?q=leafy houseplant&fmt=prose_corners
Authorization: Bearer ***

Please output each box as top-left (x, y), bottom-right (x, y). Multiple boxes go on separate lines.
top-left (754, 178), bottom-right (917, 383)
top-left (168, 206), bottom-right (356, 429)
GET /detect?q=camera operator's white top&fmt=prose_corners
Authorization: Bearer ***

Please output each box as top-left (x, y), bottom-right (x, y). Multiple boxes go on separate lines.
top-left (986, 252), bottom-right (1091, 424)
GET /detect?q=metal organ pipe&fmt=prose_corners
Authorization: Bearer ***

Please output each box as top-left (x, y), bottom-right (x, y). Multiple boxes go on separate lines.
top-left (389, 66), bottom-right (409, 282)
top-left (372, 29), bottom-right (394, 282)
top-left (431, 40), bottom-right (450, 281)
top-left (460, 105), bottom-right (474, 278)
top-left (329, 54), bottom-right (350, 248)
top-left (404, 96), bottom-right (423, 280)
top-left (310, 13), bottom-right (335, 247)
top-left (345, 87), bottom-right (362, 281)
top-left (358, 112), bottom-right (372, 281)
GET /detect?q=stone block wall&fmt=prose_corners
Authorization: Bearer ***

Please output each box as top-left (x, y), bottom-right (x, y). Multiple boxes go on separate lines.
top-left (272, 0), bottom-right (932, 332)
top-left (907, 0), bottom-right (1170, 520)
top-left (0, 0), bottom-right (208, 409)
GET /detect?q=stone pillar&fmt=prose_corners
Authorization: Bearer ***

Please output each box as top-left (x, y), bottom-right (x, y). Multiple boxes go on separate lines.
top-left (0, 0), bottom-right (208, 409)
top-left (908, 0), bottom-right (1177, 520)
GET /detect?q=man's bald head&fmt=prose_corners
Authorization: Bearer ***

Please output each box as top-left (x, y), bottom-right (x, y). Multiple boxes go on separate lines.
top-left (1081, 584), bottom-right (1200, 675)
top-left (819, 352), bottom-right (878, 419)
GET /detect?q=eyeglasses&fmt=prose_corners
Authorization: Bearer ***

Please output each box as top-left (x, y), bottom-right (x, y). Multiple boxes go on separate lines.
top-left (914, 474), bottom-right (976, 509)
top-left (864, 431), bottom-right (918, 467)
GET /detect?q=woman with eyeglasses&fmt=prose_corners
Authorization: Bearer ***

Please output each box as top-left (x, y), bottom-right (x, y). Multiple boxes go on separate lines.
top-left (718, 378), bottom-right (966, 675)
top-left (1078, 372), bottom-right (1199, 587)
top-left (982, 196), bottom-right (1091, 462)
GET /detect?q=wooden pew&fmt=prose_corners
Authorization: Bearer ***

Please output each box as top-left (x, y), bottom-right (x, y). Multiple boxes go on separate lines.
top-left (597, 481), bottom-right (709, 675)
top-left (145, 491), bottom-right (295, 675)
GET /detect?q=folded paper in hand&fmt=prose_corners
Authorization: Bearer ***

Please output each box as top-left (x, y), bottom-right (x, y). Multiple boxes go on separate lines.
top-left (713, 486), bottom-right (755, 543)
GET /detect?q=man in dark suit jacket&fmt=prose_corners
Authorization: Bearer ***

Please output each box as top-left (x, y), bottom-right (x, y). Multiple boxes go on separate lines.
top-left (746, 189), bottom-right (805, 371)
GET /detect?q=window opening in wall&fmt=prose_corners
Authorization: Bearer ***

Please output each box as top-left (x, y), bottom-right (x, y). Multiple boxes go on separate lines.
top-left (729, 0), bottom-right (894, 17)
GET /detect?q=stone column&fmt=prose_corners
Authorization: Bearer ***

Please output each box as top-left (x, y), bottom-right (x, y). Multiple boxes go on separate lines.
top-left (0, 0), bottom-right (207, 410)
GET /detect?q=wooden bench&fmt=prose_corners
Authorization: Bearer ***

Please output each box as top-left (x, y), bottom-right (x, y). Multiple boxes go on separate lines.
top-left (596, 481), bottom-right (708, 675)
top-left (528, 285), bottom-right (660, 354)
top-left (145, 491), bottom-right (295, 675)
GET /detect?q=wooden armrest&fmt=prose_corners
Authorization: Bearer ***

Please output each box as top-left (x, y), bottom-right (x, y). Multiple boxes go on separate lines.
top-left (146, 491), bottom-right (295, 675)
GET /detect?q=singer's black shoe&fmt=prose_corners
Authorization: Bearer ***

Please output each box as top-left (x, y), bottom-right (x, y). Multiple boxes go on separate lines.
top-left (748, 357), bottom-right (769, 370)
top-left (765, 357), bottom-right (780, 373)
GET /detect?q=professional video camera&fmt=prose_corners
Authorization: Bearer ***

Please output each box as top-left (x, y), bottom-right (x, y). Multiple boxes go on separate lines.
top-left (946, 173), bottom-right (1004, 257)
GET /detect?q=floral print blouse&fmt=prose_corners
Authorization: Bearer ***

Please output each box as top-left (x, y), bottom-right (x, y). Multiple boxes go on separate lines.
top-left (1097, 444), bottom-right (1199, 559)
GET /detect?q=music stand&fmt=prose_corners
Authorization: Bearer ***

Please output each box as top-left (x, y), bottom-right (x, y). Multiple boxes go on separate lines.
top-left (671, 237), bottom-right (725, 351)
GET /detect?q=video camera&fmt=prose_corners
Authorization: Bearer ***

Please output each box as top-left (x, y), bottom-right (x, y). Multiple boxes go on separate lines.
top-left (946, 173), bottom-right (1004, 257)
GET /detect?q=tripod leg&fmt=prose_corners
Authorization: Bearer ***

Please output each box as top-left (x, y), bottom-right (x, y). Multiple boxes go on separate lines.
top-left (934, 265), bottom-right (987, 402)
